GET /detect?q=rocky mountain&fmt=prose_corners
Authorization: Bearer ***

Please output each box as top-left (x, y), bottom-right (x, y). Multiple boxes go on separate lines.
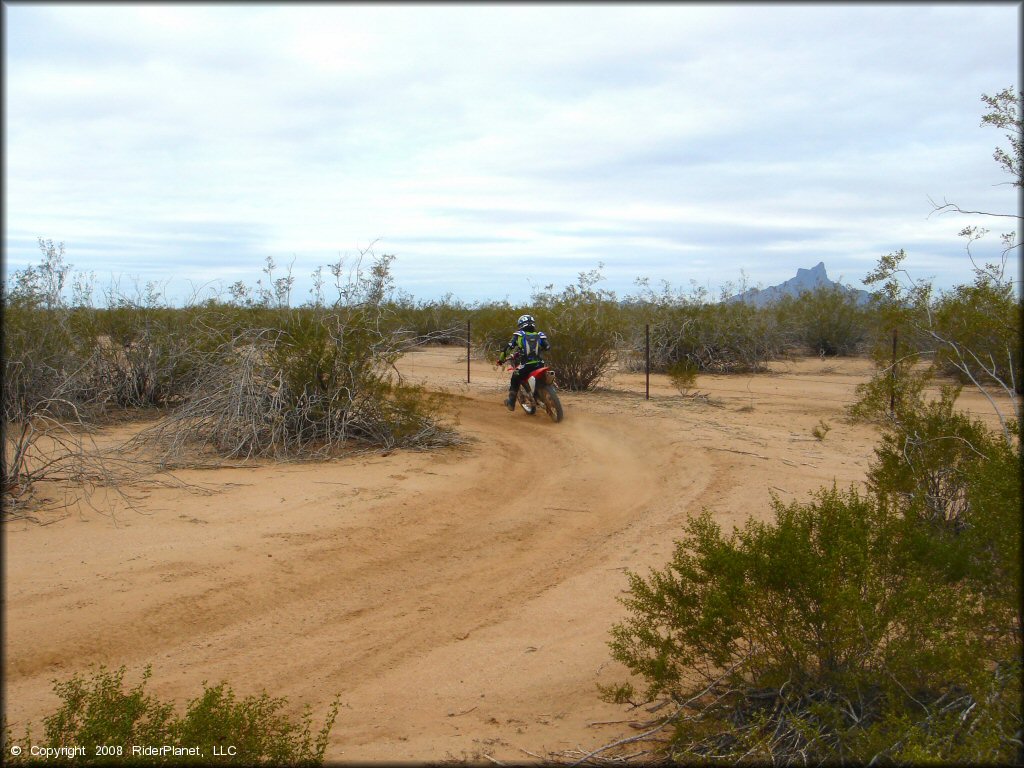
top-left (725, 262), bottom-right (872, 307)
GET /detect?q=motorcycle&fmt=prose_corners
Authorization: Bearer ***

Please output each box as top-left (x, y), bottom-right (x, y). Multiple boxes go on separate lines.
top-left (505, 363), bottom-right (564, 423)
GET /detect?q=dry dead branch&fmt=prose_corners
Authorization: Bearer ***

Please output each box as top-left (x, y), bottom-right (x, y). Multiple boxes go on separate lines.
top-left (128, 317), bottom-right (460, 468)
top-left (3, 399), bottom-right (208, 522)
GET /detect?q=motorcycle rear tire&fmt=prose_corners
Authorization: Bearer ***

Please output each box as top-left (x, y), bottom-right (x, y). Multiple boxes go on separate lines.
top-left (539, 386), bottom-right (564, 423)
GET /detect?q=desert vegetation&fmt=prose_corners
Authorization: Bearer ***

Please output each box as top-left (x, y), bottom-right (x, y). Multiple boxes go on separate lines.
top-left (591, 87), bottom-right (1021, 765)
top-left (2, 87), bottom-right (1020, 764)
top-left (2, 247), bottom-right (463, 511)
top-left (602, 366), bottom-right (1020, 763)
top-left (3, 666), bottom-right (339, 766)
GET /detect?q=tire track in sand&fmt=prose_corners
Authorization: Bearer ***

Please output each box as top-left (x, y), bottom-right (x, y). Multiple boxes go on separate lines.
top-left (3, 379), bottom-right (711, 762)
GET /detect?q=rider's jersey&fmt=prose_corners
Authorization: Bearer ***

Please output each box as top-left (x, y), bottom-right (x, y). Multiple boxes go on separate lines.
top-left (500, 329), bottom-right (549, 367)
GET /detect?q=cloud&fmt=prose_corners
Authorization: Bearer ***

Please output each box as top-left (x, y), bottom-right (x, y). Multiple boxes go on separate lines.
top-left (4, 3), bottom-right (1019, 304)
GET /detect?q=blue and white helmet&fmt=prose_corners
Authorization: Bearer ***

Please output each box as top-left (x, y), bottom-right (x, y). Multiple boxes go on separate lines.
top-left (517, 314), bottom-right (536, 330)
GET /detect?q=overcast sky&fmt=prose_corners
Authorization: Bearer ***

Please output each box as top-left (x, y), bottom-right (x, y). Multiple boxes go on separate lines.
top-left (4, 2), bottom-right (1020, 306)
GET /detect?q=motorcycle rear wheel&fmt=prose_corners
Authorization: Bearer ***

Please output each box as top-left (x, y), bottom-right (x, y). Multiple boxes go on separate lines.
top-left (538, 386), bottom-right (564, 423)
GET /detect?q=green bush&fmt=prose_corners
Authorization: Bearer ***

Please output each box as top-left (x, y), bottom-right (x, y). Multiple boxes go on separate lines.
top-left (3, 241), bottom-right (85, 422)
top-left (866, 385), bottom-right (1021, 620)
top-left (3, 249), bottom-right (460, 506)
top-left (774, 286), bottom-right (869, 356)
top-left (542, 305), bottom-right (619, 391)
top-left (527, 266), bottom-right (621, 391)
top-left (471, 267), bottom-right (622, 391)
top-left (3, 665), bottom-right (340, 766)
top-left (667, 359), bottom-right (699, 394)
top-left (931, 271), bottom-right (1022, 394)
top-left (607, 287), bottom-right (1020, 764)
top-left (606, 468), bottom-right (1020, 763)
top-left (469, 301), bottom-right (520, 362)
top-left (67, 304), bottom-right (212, 412)
top-left (645, 302), bottom-right (784, 374)
top-left (135, 256), bottom-right (457, 462)
top-left (385, 292), bottom-right (471, 346)
top-left (864, 244), bottom-right (1021, 411)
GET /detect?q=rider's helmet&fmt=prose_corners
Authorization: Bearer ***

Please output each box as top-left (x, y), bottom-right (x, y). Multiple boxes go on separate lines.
top-left (517, 314), bottom-right (536, 330)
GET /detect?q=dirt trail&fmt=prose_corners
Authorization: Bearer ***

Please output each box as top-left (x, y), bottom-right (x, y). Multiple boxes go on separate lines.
top-left (3, 349), bottom-right (1008, 763)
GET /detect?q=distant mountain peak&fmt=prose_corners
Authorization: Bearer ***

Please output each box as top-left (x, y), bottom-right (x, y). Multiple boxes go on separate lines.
top-left (726, 263), bottom-right (870, 307)
top-left (796, 262), bottom-right (828, 279)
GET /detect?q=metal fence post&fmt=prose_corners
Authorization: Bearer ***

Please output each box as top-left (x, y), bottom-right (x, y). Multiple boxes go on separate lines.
top-left (889, 327), bottom-right (897, 416)
top-left (645, 323), bottom-right (650, 400)
top-left (467, 318), bottom-right (471, 384)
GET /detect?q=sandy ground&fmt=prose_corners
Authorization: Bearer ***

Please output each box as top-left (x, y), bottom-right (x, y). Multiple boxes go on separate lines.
top-left (2, 348), bottom-right (1011, 764)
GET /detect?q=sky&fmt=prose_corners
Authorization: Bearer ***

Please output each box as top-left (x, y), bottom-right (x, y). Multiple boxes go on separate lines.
top-left (3, 2), bottom-right (1021, 306)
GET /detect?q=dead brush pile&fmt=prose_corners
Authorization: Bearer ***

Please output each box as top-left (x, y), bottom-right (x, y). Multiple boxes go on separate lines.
top-left (132, 308), bottom-right (459, 465)
top-left (3, 246), bottom-right (459, 515)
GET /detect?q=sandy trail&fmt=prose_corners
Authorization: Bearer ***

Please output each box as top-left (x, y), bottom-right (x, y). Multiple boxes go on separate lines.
top-left (2, 349), bottom-right (1008, 763)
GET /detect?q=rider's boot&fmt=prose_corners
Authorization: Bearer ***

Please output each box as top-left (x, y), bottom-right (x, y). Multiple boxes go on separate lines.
top-left (505, 387), bottom-right (517, 410)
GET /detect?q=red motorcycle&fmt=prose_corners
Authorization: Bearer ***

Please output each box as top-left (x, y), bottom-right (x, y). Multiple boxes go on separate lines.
top-left (506, 364), bottom-right (564, 423)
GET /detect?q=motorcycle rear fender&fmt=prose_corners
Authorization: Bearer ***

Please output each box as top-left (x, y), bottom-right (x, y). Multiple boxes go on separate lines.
top-left (530, 368), bottom-right (555, 386)
top-left (524, 366), bottom-right (555, 392)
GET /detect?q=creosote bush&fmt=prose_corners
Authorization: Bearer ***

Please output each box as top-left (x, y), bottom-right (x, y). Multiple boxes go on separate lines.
top-left (604, 234), bottom-right (1022, 763)
top-left (1, 240), bottom-right (169, 511)
top-left (606, 455), bottom-right (1020, 763)
top-left (645, 302), bottom-right (785, 374)
top-left (931, 258), bottom-right (1022, 394)
top-left (2, 665), bottom-right (340, 766)
top-left (386, 291), bottom-right (470, 345)
top-left (604, 100), bottom-right (1023, 757)
top-left (3, 247), bottom-right (459, 510)
top-left (773, 285), bottom-right (869, 357)
top-left (531, 266), bottom-right (620, 391)
top-left (667, 360), bottom-right (699, 394)
top-left (133, 256), bottom-right (457, 464)
top-left (470, 267), bottom-right (622, 391)
top-left (469, 301), bottom-right (520, 362)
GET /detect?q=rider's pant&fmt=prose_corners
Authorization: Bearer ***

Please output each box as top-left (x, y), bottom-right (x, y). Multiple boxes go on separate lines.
top-left (510, 362), bottom-right (544, 395)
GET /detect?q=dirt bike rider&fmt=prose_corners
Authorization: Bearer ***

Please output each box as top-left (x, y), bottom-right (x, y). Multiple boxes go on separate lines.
top-left (496, 314), bottom-right (550, 410)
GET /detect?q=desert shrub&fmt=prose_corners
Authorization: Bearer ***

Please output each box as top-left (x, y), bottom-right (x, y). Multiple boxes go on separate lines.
top-left (645, 302), bottom-right (784, 374)
top-left (855, 350), bottom-right (1022, 631)
top-left (3, 241), bottom-right (87, 421)
top-left (869, 384), bottom-right (993, 527)
top-left (931, 268), bottom-right (1022, 394)
top-left (3, 242), bottom-right (100, 507)
top-left (774, 286), bottom-right (869, 356)
top-left (529, 266), bottom-right (622, 391)
top-left (2, 665), bottom-right (340, 766)
top-left (469, 301), bottom-right (521, 362)
top-left (606, 246), bottom-right (1020, 762)
top-left (66, 304), bottom-right (212, 412)
top-left (385, 292), bottom-right (471, 346)
top-left (3, 241), bottom-right (215, 420)
top-left (606, 467), bottom-right (1020, 763)
top-left (860, 247), bottom-right (1019, 443)
top-left (134, 256), bottom-right (457, 463)
top-left (3, 249), bottom-right (462, 507)
top-left (3, 299), bottom-right (82, 419)
top-left (667, 359), bottom-right (699, 394)
top-left (471, 267), bottom-right (622, 391)
top-left (811, 418), bottom-right (831, 440)
top-left (604, 245), bottom-right (1022, 762)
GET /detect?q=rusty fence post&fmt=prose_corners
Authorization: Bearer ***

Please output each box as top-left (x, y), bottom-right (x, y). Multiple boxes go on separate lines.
top-left (889, 327), bottom-right (898, 416)
top-left (467, 319), bottom-right (471, 384)
top-left (645, 323), bottom-right (650, 400)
